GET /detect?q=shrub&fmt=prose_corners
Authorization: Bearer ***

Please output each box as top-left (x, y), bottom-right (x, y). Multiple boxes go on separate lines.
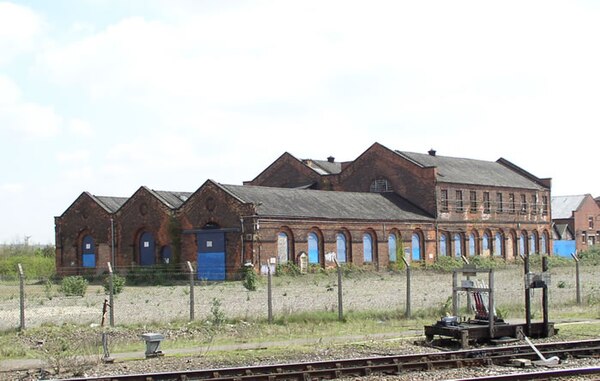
top-left (275, 262), bottom-right (302, 276)
top-left (579, 246), bottom-right (600, 265)
top-left (429, 256), bottom-right (463, 272)
top-left (241, 265), bottom-right (258, 291)
top-left (103, 274), bottom-right (126, 295)
top-left (59, 276), bottom-right (88, 297)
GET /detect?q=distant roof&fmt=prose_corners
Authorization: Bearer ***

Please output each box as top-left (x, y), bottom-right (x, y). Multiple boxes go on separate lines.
top-left (551, 195), bottom-right (586, 219)
top-left (396, 151), bottom-right (544, 190)
top-left (93, 196), bottom-right (128, 213)
top-left (152, 190), bottom-right (193, 209)
top-left (553, 223), bottom-right (572, 240)
top-left (303, 159), bottom-right (342, 175)
top-left (220, 183), bottom-right (433, 221)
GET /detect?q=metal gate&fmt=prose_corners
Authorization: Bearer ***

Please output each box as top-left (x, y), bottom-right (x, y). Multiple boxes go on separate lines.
top-left (197, 231), bottom-right (225, 281)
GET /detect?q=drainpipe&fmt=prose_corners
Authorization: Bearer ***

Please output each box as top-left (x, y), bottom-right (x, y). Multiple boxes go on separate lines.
top-left (240, 217), bottom-right (245, 264)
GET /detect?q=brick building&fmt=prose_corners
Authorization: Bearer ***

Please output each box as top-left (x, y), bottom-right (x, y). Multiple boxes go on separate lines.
top-left (55, 142), bottom-right (553, 279)
top-left (552, 194), bottom-right (600, 255)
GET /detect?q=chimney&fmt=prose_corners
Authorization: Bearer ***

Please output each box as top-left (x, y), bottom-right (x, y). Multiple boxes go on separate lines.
top-left (327, 156), bottom-right (335, 163)
top-left (428, 149), bottom-right (436, 156)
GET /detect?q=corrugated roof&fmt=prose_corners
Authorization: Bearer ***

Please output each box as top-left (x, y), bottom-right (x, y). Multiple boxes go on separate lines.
top-left (152, 190), bottom-right (193, 209)
top-left (94, 196), bottom-right (128, 213)
top-left (551, 195), bottom-right (586, 219)
top-left (396, 151), bottom-right (544, 190)
top-left (220, 183), bottom-right (433, 221)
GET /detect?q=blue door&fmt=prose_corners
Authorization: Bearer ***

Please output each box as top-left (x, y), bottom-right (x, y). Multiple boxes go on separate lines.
top-left (82, 235), bottom-right (96, 268)
top-left (197, 231), bottom-right (225, 281)
top-left (140, 232), bottom-right (155, 266)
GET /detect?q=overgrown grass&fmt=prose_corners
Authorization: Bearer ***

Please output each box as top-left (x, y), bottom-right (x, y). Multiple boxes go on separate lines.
top-left (0, 244), bottom-right (55, 280)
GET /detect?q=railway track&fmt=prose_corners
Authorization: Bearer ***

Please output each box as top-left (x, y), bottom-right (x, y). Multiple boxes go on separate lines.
top-left (61, 339), bottom-right (600, 381)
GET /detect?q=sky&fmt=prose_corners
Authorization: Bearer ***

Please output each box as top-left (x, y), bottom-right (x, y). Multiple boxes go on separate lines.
top-left (1, 0), bottom-right (599, 244)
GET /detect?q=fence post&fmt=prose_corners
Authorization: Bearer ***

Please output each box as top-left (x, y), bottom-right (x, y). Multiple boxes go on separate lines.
top-left (461, 256), bottom-right (472, 314)
top-left (107, 262), bottom-right (114, 327)
top-left (335, 259), bottom-right (343, 321)
top-left (571, 253), bottom-right (581, 305)
top-left (187, 261), bottom-right (195, 321)
top-left (267, 262), bottom-right (273, 324)
top-left (401, 257), bottom-right (411, 318)
top-left (18, 263), bottom-right (25, 331)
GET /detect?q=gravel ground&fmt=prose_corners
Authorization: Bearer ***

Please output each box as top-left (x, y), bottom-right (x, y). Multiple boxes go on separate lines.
top-left (1, 266), bottom-right (597, 330)
top-left (2, 265), bottom-right (600, 380)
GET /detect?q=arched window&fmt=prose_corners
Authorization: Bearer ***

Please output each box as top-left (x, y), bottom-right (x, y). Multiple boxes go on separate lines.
top-left (160, 245), bottom-right (172, 264)
top-left (530, 231), bottom-right (538, 255)
top-left (453, 233), bottom-right (462, 258)
top-left (541, 231), bottom-right (548, 254)
top-left (412, 232), bottom-right (421, 261)
top-left (468, 232), bottom-right (477, 256)
top-left (388, 233), bottom-right (397, 262)
top-left (82, 235), bottom-right (96, 268)
top-left (336, 233), bottom-right (347, 263)
top-left (519, 232), bottom-right (527, 256)
top-left (482, 232), bottom-right (491, 256)
top-left (139, 231), bottom-right (155, 266)
top-left (363, 233), bottom-right (373, 263)
top-left (494, 233), bottom-right (503, 257)
top-left (370, 178), bottom-right (393, 193)
top-left (308, 232), bottom-right (319, 264)
top-left (277, 232), bottom-right (289, 264)
top-left (439, 233), bottom-right (448, 256)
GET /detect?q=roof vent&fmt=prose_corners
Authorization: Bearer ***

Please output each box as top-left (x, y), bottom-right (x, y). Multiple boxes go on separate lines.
top-left (327, 156), bottom-right (335, 163)
top-left (428, 149), bottom-right (436, 156)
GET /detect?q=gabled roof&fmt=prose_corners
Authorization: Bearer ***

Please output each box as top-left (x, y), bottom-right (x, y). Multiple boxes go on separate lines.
top-left (219, 183), bottom-right (433, 221)
top-left (151, 190), bottom-right (193, 209)
top-left (395, 150), bottom-right (545, 190)
top-left (303, 159), bottom-right (342, 175)
top-left (93, 195), bottom-right (128, 213)
top-left (552, 223), bottom-right (573, 240)
top-left (551, 195), bottom-right (586, 219)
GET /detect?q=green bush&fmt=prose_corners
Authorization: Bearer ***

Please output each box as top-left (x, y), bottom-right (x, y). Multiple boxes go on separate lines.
top-left (241, 265), bottom-right (258, 291)
top-left (103, 274), bottom-right (126, 294)
top-left (579, 246), bottom-right (600, 265)
top-left (59, 276), bottom-right (88, 296)
top-left (275, 262), bottom-right (301, 276)
top-left (429, 256), bottom-right (463, 272)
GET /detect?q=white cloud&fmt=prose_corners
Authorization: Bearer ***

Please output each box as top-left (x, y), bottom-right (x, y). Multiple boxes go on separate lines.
top-left (0, 2), bottom-right (43, 64)
top-left (0, 75), bottom-right (62, 138)
top-left (0, 182), bottom-right (23, 193)
top-left (68, 118), bottom-right (94, 136)
top-left (56, 149), bottom-right (90, 164)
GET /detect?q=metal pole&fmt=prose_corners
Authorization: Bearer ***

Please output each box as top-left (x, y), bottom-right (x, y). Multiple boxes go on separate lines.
top-left (110, 218), bottom-right (115, 268)
top-left (462, 256), bottom-right (472, 313)
top-left (572, 253), bottom-right (581, 305)
top-left (18, 264), bottom-right (25, 330)
top-left (187, 261), bottom-right (195, 321)
top-left (524, 255), bottom-right (531, 336)
top-left (108, 262), bottom-right (114, 327)
top-left (452, 270), bottom-right (458, 316)
top-left (542, 256), bottom-right (549, 337)
top-left (489, 269), bottom-right (494, 338)
top-left (402, 257), bottom-right (411, 318)
top-left (336, 260), bottom-right (343, 321)
top-left (267, 263), bottom-right (273, 324)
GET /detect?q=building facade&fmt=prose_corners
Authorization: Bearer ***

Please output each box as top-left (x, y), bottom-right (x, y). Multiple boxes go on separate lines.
top-left (55, 143), bottom-right (553, 279)
top-left (552, 194), bottom-right (600, 255)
